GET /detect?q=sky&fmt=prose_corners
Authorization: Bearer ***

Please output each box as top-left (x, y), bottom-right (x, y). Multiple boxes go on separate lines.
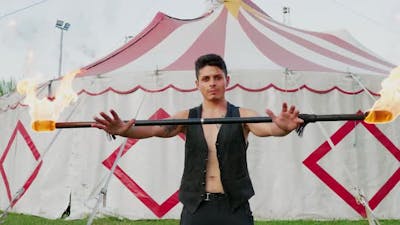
top-left (0, 0), bottom-right (400, 81)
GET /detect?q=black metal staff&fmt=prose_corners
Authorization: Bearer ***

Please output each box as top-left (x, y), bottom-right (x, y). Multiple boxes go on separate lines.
top-left (41, 113), bottom-right (368, 136)
top-left (54, 113), bottom-right (366, 129)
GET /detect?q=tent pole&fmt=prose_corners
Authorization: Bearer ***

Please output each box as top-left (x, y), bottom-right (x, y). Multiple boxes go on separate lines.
top-left (349, 73), bottom-right (378, 102)
top-left (86, 91), bottom-right (147, 225)
top-left (86, 137), bottom-right (129, 225)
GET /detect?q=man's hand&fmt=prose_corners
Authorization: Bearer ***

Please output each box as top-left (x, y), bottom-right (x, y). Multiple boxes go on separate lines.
top-left (266, 103), bottom-right (304, 134)
top-left (92, 109), bottom-right (135, 136)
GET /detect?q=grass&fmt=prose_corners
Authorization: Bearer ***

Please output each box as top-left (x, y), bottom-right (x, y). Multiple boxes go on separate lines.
top-left (0, 78), bottom-right (16, 97)
top-left (1, 213), bottom-right (399, 225)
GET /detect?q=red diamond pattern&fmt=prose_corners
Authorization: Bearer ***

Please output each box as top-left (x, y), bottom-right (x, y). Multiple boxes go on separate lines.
top-left (0, 120), bottom-right (42, 207)
top-left (303, 116), bottom-right (400, 217)
top-left (102, 108), bottom-right (185, 218)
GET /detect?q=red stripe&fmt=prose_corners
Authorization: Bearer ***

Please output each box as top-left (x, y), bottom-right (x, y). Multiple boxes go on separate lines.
top-left (242, 0), bottom-right (270, 17)
top-left (79, 13), bottom-right (186, 76)
top-left (303, 137), bottom-right (366, 216)
top-left (164, 8), bottom-right (228, 70)
top-left (0, 122), bottom-right (20, 201)
top-left (304, 156), bottom-right (366, 216)
top-left (0, 125), bottom-right (17, 163)
top-left (303, 121), bottom-right (367, 217)
top-left (11, 161), bottom-right (43, 207)
top-left (330, 120), bottom-right (360, 145)
top-left (18, 121), bottom-right (41, 160)
top-left (310, 33), bottom-right (395, 69)
top-left (102, 109), bottom-right (183, 218)
top-left (238, 12), bottom-right (337, 72)
top-left (361, 121), bottom-right (400, 209)
top-left (0, 164), bottom-right (12, 202)
top-left (304, 119), bottom-right (400, 217)
top-left (362, 122), bottom-right (400, 161)
top-left (112, 166), bottom-right (179, 218)
top-left (248, 13), bottom-right (389, 74)
top-left (267, 19), bottom-right (395, 69)
top-left (369, 168), bottom-right (400, 209)
top-left (0, 121), bottom-right (42, 207)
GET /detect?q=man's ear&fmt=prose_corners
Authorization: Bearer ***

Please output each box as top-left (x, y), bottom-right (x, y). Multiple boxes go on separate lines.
top-left (195, 79), bottom-right (199, 88)
top-left (226, 75), bottom-right (230, 87)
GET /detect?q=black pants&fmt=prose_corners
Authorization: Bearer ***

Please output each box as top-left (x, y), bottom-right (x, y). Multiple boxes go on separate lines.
top-left (180, 198), bottom-right (254, 225)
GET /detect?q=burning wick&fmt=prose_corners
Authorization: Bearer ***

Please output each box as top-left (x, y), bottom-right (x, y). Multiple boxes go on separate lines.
top-left (364, 110), bottom-right (393, 124)
top-left (364, 66), bottom-right (400, 124)
top-left (17, 70), bottom-right (81, 132)
top-left (32, 120), bottom-right (56, 132)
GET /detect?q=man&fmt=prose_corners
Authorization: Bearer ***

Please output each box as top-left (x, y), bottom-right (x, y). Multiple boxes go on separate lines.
top-left (92, 53), bottom-right (304, 225)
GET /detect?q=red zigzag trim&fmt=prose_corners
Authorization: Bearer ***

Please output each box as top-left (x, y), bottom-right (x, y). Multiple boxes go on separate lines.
top-left (1, 83), bottom-right (380, 112)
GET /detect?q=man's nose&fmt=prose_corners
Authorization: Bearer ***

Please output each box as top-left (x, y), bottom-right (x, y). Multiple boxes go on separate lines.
top-left (210, 78), bottom-right (217, 86)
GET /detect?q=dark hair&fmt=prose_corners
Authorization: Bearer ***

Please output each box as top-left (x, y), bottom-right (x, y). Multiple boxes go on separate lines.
top-left (195, 53), bottom-right (227, 79)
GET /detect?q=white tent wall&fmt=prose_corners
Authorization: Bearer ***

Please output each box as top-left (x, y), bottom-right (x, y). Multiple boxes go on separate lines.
top-left (0, 99), bottom-right (71, 219)
top-left (1, 70), bottom-right (399, 220)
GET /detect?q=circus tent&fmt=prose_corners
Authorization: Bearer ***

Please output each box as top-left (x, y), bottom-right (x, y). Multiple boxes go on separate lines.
top-left (0, 0), bottom-right (399, 221)
top-left (77, 0), bottom-right (394, 91)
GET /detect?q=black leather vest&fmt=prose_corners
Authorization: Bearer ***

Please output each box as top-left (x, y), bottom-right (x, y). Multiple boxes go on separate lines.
top-left (179, 102), bottom-right (255, 213)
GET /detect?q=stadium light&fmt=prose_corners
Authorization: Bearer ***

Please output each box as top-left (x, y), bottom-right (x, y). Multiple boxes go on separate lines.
top-left (55, 20), bottom-right (70, 77)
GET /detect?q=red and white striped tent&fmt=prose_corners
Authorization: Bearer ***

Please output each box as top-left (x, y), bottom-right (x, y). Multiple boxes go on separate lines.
top-left (1, 0), bottom-right (399, 221)
top-left (77, 0), bottom-right (394, 89)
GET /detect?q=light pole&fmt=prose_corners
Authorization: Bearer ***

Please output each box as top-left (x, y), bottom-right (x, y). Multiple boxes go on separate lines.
top-left (55, 20), bottom-right (70, 77)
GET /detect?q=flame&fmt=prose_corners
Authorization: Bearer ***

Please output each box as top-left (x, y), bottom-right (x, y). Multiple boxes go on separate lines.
top-left (365, 66), bottom-right (400, 124)
top-left (17, 70), bottom-right (80, 131)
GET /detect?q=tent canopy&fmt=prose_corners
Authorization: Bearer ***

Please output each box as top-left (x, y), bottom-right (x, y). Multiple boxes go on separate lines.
top-left (78, 0), bottom-right (395, 78)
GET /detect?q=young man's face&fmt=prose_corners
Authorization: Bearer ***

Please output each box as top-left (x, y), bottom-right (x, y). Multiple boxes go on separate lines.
top-left (196, 65), bottom-right (230, 102)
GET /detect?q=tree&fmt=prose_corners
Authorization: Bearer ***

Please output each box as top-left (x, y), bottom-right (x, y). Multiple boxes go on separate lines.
top-left (0, 78), bottom-right (16, 97)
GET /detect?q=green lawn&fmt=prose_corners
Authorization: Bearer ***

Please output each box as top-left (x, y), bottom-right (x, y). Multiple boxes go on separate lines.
top-left (1, 213), bottom-right (399, 225)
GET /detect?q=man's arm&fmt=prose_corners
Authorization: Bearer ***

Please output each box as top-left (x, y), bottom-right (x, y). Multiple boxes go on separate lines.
top-left (92, 109), bottom-right (188, 139)
top-left (241, 103), bottom-right (304, 137)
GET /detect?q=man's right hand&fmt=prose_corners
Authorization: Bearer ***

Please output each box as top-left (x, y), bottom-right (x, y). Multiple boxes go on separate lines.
top-left (92, 109), bottom-right (136, 137)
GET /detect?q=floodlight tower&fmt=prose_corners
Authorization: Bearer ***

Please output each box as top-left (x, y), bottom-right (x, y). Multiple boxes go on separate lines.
top-left (55, 20), bottom-right (70, 77)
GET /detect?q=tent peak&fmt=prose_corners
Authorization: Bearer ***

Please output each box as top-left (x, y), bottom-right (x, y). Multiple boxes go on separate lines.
top-left (215, 0), bottom-right (270, 18)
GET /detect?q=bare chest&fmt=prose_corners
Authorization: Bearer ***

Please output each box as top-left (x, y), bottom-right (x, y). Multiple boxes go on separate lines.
top-left (202, 124), bottom-right (220, 150)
